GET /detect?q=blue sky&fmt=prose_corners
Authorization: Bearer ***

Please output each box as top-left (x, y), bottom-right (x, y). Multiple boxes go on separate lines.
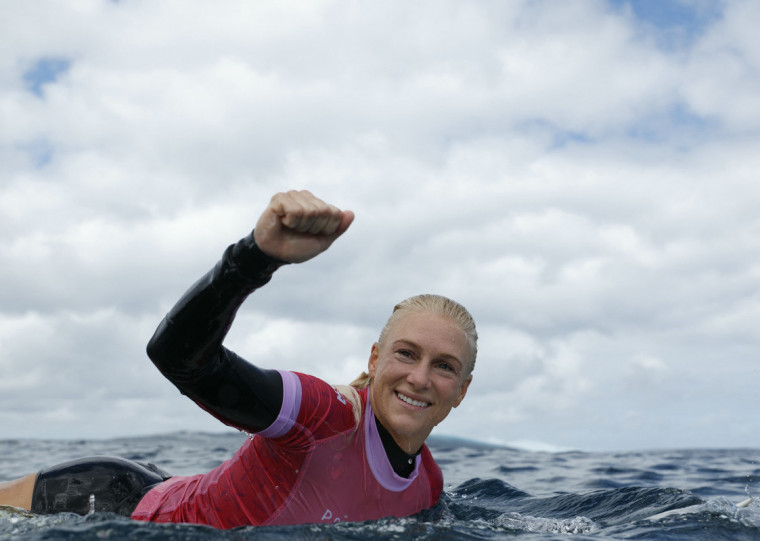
top-left (24, 57), bottom-right (72, 97)
top-left (612, 0), bottom-right (718, 27)
top-left (2, 0), bottom-right (759, 452)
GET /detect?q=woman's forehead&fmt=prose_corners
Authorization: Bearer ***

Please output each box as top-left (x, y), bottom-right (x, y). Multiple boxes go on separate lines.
top-left (386, 312), bottom-right (468, 353)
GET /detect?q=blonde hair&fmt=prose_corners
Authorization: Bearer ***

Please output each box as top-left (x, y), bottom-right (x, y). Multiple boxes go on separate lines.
top-left (334, 294), bottom-right (477, 427)
top-left (378, 294), bottom-right (477, 372)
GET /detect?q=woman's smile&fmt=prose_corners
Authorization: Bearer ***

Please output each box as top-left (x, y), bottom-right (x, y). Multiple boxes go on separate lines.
top-left (368, 312), bottom-right (472, 453)
top-left (395, 391), bottom-right (431, 408)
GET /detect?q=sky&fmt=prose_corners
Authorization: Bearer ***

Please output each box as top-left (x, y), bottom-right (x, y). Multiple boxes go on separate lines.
top-left (1, 0), bottom-right (759, 452)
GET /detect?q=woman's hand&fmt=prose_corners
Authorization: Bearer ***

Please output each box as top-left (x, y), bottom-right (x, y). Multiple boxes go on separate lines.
top-left (253, 190), bottom-right (355, 263)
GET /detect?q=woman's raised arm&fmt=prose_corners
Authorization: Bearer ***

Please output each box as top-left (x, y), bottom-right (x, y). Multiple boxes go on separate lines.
top-left (146, 190), bottom-right (353, 432)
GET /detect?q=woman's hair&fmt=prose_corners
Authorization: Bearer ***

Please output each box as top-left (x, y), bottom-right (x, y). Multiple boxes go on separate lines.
top-left (333, 294), bottom-right (477, 427)
top-left (378, 294), bottom-right (478, 372)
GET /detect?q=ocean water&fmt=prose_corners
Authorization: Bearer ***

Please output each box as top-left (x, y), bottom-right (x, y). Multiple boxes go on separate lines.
top-left (1, 432), bottom-right (759, 540)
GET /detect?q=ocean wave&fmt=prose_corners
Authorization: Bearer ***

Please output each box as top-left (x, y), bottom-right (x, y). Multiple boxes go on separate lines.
top-left (2, 433), bottom-right (759, 540)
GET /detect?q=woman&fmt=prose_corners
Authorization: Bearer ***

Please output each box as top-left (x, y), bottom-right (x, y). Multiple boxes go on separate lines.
top-left (0, 190), bottom-right (476, 528)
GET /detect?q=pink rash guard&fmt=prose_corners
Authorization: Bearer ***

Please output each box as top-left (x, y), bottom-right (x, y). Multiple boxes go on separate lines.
top-left (131, 370), bottom-right (443, 528)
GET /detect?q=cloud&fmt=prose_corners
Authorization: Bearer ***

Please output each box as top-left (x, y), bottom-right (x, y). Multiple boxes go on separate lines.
top-left (1, 0), bottom-right (759, 451)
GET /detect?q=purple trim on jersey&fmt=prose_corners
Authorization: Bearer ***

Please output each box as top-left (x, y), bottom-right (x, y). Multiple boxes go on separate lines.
top-left (364, 388), bottom-right (420, 491)
top-left (258, 370), bottom-right (302, 438)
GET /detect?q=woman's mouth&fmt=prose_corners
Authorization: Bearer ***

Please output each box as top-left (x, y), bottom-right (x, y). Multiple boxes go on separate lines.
top-left (396, 392), bottom-right (430, 408)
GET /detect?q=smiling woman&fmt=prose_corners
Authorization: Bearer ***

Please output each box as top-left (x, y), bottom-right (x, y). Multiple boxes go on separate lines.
top-left (0, 190), bottom-right (477, 529)
top-left (335, 295), bottom-right (476, 457)
top-left (370, 305), bottom-right (474, 453)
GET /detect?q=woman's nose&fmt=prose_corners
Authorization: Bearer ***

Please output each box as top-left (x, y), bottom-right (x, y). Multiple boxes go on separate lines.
top-left (406, 361), bottom-right (432, 389)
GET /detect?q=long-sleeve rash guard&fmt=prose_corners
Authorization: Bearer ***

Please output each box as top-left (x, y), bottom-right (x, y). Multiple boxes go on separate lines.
top-left (132, 233), bottom-right (443, 528)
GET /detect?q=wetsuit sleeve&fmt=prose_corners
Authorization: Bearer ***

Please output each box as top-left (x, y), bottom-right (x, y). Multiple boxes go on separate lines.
top-left (146, 231), bottom-right (289, 433)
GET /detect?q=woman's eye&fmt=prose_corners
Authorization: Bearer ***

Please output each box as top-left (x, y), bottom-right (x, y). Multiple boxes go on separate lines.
top-left (436, 361), bottom-right (455, 373)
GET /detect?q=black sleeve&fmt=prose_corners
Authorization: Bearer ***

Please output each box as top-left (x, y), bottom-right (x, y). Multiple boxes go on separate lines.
top-left (146, 232), bottom-right (290, 433)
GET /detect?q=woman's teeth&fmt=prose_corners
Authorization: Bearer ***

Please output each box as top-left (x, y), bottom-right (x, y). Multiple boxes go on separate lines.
top-left (397, 392), bottom-right (429, 408)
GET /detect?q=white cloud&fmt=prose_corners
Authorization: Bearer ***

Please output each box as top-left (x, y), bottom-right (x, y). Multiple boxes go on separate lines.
top-left (684, 0), bottom-right (760, 130)
top-left (1, 0), bottom-right (759, 451)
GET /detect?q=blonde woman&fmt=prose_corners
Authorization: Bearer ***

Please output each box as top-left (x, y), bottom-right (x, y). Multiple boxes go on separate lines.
top-left (1, 190), bottom-right (475, 528)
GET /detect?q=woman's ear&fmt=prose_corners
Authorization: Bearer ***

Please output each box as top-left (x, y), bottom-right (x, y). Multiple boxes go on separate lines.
top-left (367, 342), bottom-right (380, 378)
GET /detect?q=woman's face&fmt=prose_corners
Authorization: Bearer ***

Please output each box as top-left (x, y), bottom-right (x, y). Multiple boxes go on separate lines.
top-left (368, 311), bottom-right (472, 453)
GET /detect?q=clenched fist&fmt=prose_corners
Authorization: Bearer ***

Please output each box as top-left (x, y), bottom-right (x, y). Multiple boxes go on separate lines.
top-left (253, 190), bottom-right (354, 263)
